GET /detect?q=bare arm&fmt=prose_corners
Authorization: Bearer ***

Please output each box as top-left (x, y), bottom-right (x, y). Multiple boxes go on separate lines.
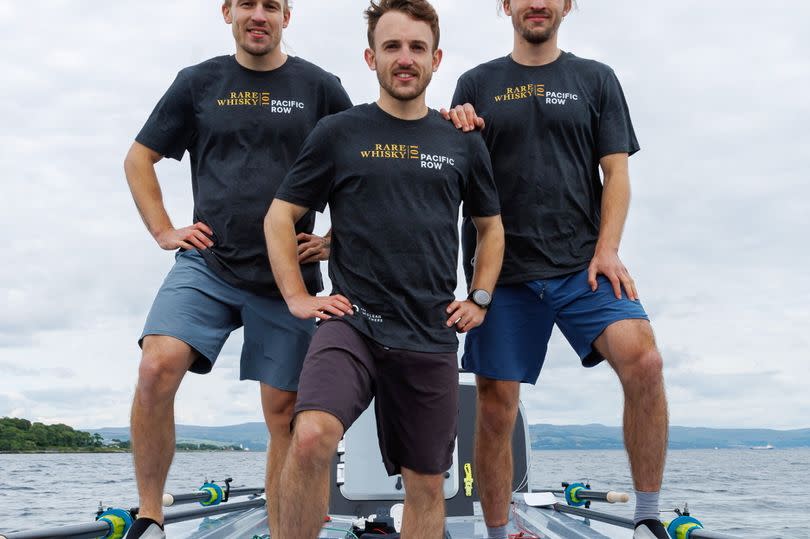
top-left (446, 215), bottom-right (505, 333)
top-left (587, 152), bottom-right (638, 300)
top-left (123, 141), bottom-right (213, 250)
top-left (264, 200), bottom-right (352, 320)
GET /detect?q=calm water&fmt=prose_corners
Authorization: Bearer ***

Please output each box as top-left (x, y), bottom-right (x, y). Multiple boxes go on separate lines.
top-left (0, 449), bottom-right (807, 538)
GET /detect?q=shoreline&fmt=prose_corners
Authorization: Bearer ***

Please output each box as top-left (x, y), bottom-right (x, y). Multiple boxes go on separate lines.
top-left (0, 449), bottom-right (252, 454)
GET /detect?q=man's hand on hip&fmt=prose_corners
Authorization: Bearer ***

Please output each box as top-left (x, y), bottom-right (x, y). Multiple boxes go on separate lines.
top-left (288, 293), bottom-right (354, 321)
top-left (155, 222), bottom-right (214, 251)
top-left (297, 232), bottom-right (330, 264)
top-left (587, 247), bottom-right (638, 301)
top-left (446, 300), bottom-right (486, 333)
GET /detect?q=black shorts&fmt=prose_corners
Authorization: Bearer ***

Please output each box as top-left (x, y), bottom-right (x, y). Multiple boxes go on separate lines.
top-left (294, 320), bottom-right (459, 476)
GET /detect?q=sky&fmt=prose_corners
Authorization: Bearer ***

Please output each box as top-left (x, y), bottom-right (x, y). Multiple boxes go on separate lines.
top-left (0, 1), bottom-right (808, 431)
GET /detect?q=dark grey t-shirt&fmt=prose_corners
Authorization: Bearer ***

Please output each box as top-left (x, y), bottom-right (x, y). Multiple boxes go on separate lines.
top-left (452, 52), bottom-right (639, 284)
top-left (275, 104), bottom-right (500, 352)
top-left (136, 55), bottom-right (352, 296)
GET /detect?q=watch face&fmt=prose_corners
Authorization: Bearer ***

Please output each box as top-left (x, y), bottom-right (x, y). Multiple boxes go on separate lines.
top-left (472, 289), bottom-right (491, 306)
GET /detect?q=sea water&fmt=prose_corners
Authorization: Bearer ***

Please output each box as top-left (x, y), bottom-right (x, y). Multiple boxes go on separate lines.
top-left (0, 449), bottom-right (806, 538)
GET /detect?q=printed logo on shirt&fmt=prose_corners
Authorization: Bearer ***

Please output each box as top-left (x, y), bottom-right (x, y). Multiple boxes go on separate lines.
top-left (493, 83), bottom-right (579, 106)
top-left (359, 144), bottom-right (456, 170)
top-left (352, 304), bottom-right (383, 324)
top-left (215, 91), bottom-right (306, 114)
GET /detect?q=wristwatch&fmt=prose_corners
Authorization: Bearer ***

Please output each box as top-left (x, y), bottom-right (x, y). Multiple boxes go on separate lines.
top-left (468, 289), bottom-right (492, 309)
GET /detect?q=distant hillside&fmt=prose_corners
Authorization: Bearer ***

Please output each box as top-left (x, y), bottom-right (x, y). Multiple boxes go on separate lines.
top-left (529, 424), bottom-right (810, 450)
top-left (91, 423), bottom-right (269, 451)
top-left (90, 422), bottom-right (810, 452)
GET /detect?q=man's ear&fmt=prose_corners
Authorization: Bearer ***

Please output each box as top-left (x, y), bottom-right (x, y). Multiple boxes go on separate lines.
top-left (222, 2), bottom-right (233, 24)
top-left (282, 4), bottom-right (291, 28)
top-left (432, 48), bottom-right (443, 73)
top-left (364, 48), bottom-right (377, 71)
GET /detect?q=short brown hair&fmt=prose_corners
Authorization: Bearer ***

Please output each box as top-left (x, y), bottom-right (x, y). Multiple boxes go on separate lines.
top-left (365, 0), bottom-right (440, 51)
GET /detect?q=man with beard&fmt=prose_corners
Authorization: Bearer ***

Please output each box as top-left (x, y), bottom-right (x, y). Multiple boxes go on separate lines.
top-left (264, 1), bottom-right (504, 537)
top-left (122, 1), bottom-right (352, 537)
top-left (451, 1), bottom-right (670, 538)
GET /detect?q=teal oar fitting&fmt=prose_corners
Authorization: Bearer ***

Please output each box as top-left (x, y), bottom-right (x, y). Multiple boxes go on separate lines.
top-left (564, 482), bottom-right (588, 507)
top-left (96, 509), bottom-right (132, 539)
top-left (198, 482), bottom-right (224, 507)
top-left (666, 515), bottom-right (704, 539)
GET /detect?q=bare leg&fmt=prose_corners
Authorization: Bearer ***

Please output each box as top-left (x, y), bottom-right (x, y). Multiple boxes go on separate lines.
top-left (130, 336), bottom-right (196, 522)
top-left (400, 467), bottom-right (446, 539)
top-left (474, 377), bottom-right (521, 528)
top-left (277, 411), bottom-right (343, 539)
top-left (594, 319), bottom-right (668, 492)
top-left (260, 384), bottom-right (297, 537)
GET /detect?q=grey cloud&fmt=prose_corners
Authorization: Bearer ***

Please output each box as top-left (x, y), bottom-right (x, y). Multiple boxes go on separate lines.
top-left (21, 387), bottom-right (124, 409)
top-left (0, 360), bottom-right (75, 378)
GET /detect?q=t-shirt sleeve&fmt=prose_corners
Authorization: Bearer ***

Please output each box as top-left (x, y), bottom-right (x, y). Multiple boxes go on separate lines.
top-left (462, 134), bottom-right (501, 218)
top-left (324, 75), bottom-right (353, 115)
top-left (135, 71), bottom-right (195, 161)
top-left (451, 74), bottom-right (476, 108)
top-left (275, 120), bottom-right (335, 212)
top-left (597, 69), bottom-right (640, 158)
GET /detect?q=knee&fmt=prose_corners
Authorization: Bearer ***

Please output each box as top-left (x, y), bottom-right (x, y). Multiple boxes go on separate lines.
top-left (136, 350), bottom-right (187, 400)
top-left (289, 414), bottom-right (342, 465)
top-left (265, 408), bottom-right (295, 438)
top-left (403, 473), bottom-right (445, 505)
top-left (477, 382), bottom-right (519, 435)
top-left (262, 392), bottom-right (296, 436)
top-left (617, 347), bottom-right (663, 386)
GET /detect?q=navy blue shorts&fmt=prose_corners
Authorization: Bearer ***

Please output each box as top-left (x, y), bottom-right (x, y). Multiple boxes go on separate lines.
top-left (462, 268), bottom-right (649, 384)
top-left (140, 249), bottom-right (316, 391)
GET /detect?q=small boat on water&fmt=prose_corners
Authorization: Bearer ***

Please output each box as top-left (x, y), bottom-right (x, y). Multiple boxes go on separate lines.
top-left (0, 382), bottom-right (742, 539)
top-left (750, 444), bottom-right (774, 450)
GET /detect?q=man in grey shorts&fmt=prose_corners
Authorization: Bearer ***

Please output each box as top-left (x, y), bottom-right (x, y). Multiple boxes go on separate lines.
top-left (265, 1), bottom-right (504, 537)
top-left (122, 1), bottom-right (351, 537)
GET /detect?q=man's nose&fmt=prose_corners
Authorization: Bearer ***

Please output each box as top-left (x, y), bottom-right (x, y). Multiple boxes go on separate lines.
top-left (250, 5), bottom-right (268, 23)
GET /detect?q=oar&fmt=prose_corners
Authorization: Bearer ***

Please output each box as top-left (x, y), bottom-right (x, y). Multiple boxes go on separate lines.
top-left (0, 499), bottom-right (266, 539)
top-left (549, 482), bottom-right (629, 508)
top-left (549, 488), bottom-right (630, 504)
top-left (163, 486), bottom-right (264, 506)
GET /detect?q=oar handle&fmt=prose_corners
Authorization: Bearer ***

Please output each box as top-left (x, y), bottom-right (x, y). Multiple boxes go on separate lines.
top-left (551, 489), bottom-right (630, 503)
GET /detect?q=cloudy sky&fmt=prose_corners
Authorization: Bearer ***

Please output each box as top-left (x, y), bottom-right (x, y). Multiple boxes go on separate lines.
top-left (1, 1), bottom-right (807, 431)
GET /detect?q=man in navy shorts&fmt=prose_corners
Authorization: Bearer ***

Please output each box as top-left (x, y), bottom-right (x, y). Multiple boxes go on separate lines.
top-left (122, 1), bottom-right (352, 537)
top-left (450, 1), bottom-right (670, 538)
top-left (265, 2), bottom-right (504, 537)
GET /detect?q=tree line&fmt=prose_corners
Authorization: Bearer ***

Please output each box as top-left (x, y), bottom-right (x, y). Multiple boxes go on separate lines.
top-left (0, 417), bottom-right (104, 451)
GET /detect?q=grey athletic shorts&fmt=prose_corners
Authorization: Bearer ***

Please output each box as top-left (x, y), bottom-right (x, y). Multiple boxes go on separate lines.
top-left (295, 319), bottom-right (459, 475)
top-left (140, 249), bottom-right (316, 391)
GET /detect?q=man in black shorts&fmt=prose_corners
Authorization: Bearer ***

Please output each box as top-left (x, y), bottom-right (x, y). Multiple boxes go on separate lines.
top-left (265, 1), bottom-right (504, 537)
top-left (122, 1), bottom-right (352, 537)
top-left (449, 2), bottom-right (670, 538)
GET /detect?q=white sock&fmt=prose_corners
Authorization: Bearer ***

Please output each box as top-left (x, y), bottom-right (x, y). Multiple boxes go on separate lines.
top-left (634, 490), bottom-right (660, 524)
